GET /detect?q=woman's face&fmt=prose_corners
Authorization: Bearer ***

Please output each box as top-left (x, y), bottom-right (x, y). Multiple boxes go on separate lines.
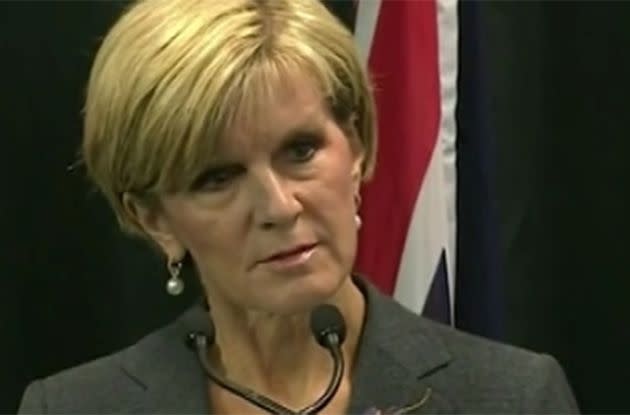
top-left (146, 74), bottom-right (363, 315)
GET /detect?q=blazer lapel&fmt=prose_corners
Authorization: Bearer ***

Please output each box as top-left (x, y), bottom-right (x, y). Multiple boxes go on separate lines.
top-left (348, 278), bottom-right (456, 414)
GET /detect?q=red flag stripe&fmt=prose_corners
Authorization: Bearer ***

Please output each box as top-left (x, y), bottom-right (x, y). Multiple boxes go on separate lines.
top-left (356, 0), bottom-right (442, 295)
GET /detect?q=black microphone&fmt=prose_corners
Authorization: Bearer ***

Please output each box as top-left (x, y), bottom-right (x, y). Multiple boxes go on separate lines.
top-left (187, 304), bottom-right (347, 415)
top-left (310, 304), bottom-right (347, 348)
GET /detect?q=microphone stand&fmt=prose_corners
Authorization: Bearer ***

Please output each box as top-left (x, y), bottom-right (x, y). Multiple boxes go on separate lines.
top-left (190, 329), bottom-right (345, 415)
top-left (297, 332), bottom-right (344, 415)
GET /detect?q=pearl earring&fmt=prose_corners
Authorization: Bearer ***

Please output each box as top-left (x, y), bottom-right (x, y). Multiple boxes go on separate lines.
top-left (354, 192), bottom-right (362, 229)
top-left (166, 260), bottom-right (184, 296)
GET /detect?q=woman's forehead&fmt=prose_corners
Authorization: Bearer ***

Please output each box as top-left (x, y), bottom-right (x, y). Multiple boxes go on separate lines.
top-left (217, 74), bottom-right (330, 152)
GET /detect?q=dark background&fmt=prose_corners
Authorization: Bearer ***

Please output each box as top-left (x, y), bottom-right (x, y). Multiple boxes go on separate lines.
top-left (1, 1), bottom-right (629, 413)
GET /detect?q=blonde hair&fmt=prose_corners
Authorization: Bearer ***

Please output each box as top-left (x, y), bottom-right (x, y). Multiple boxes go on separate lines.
top-left (82, 0), bottom-right (377, 236)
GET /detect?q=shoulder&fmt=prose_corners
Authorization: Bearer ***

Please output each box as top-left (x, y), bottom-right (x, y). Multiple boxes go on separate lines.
top-left (17, 319), bottom-right (180, 414)
top-left (410, 314), bottom-right (579, 412)
top-left (423, 317), bottom-right (544, 372)
top-left (19, 350), bottom-right (128, 414)
top-left (360, 281), bottom-right (578, 413)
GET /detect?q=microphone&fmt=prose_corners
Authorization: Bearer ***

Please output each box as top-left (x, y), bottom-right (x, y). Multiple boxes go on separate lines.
top-left (187, 304), bottom-right (346, 415)
top-left (310, 304), bottom-right (347, 348)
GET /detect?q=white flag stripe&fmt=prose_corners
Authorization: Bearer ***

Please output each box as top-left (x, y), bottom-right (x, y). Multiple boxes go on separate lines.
top-left (353, 0), bottom-right (382, 66)
top-left (436, 0), bottom-right (459, 316)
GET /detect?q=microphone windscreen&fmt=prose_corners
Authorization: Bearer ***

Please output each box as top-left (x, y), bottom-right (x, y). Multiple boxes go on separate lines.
top-left (310, 304), bottom-right (347, 347)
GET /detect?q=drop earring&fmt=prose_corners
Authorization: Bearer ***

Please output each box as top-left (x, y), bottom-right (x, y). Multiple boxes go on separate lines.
top-left (354, 192), bottom-right (362, 229)
top-left (166, 259), bottom-right (184, 296)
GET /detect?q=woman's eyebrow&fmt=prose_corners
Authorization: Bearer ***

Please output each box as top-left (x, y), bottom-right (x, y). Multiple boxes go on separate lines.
top-left (275, 111), bottom-right (325, 142)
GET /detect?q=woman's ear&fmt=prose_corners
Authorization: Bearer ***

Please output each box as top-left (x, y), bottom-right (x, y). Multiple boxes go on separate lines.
top-left (351, 150), bottom-right (364, 193)
top-left (346, 113), bottom-right (365, 191)
top-left (122, 192), bottom-right (186, 261)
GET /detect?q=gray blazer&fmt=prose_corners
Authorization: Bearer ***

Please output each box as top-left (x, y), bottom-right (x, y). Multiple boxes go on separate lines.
top-left (18, 279), bottom-right (579, 414)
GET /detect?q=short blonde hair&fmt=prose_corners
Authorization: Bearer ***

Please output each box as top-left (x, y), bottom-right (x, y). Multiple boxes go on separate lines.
top-left (82, 0), bottom-right (377, 236)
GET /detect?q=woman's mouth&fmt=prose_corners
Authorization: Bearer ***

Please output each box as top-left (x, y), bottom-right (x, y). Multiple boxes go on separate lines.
top-left (260, 243), bottom-right (318, 270)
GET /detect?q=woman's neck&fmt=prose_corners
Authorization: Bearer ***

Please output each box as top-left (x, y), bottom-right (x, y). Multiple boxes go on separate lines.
top-left (205, 277), bottom-right (365, 407)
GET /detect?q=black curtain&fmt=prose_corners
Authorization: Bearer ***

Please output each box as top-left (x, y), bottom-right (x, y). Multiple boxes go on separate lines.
top-left (473, 1), bottom-right (630, 412)
top-left (0, 2), bottom-right (200, 412)
top-left (2, 1), bottom-right (630, 413)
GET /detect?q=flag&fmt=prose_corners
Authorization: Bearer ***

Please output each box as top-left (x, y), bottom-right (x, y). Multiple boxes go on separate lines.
top-left (353, 0), bottom-right (458, 324)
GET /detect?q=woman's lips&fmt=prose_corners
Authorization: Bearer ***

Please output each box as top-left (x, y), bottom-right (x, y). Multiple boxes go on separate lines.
top-left (259, 243), bottom-right (318, 270)
top-left (265, 243), bottom-right (317, 261)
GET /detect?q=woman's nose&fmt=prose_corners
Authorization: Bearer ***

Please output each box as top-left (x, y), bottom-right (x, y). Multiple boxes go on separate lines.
top-left (250, 170), bottom-right (302, 229)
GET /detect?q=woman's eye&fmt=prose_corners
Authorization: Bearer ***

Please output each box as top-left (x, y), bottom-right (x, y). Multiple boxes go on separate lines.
top-left (287, 136), bottom-right (322, 163)
top-left (206, 171), bottom-right (232, 188)
top-left (193, 166), bottom-right (241, 191)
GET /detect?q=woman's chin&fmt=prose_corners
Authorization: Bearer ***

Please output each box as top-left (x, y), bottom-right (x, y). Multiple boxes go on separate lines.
top-left (260, 273), bottom-right (348, 315)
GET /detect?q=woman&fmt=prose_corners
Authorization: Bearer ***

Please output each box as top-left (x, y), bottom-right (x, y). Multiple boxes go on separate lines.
top-left (19, 0), bottom-right (578, 413)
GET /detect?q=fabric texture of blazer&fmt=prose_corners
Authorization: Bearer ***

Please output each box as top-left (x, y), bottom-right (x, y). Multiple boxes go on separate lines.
top-left (18, 277), bottom-right (579, 414)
